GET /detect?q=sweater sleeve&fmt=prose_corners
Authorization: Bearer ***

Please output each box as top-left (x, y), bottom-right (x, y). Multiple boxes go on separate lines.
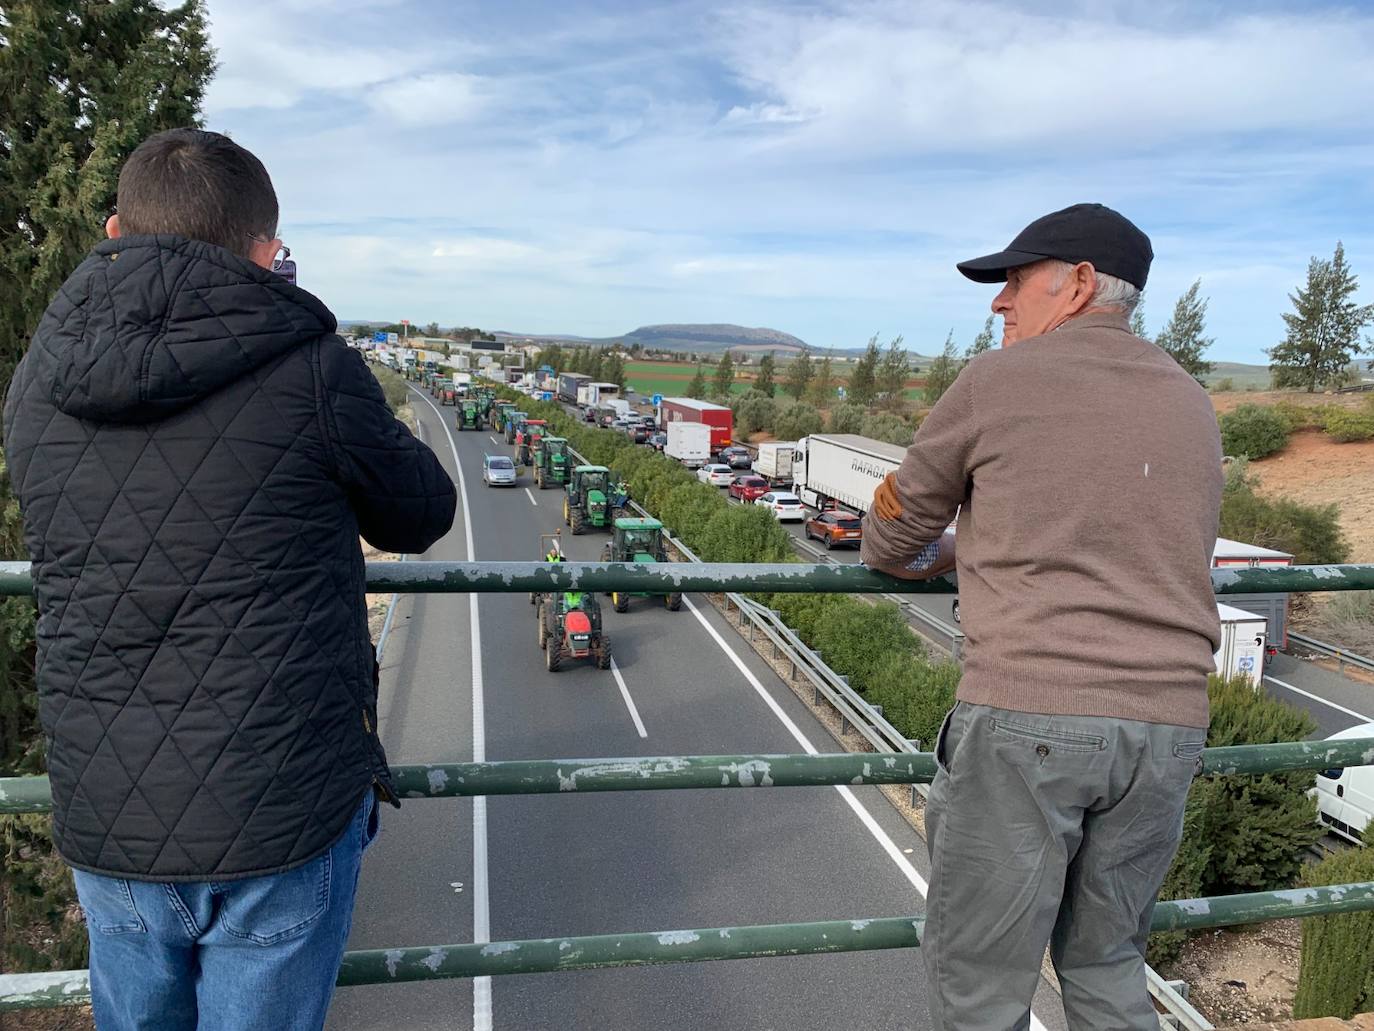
top-left (319, 340), bottom-right (457, 554)
top-left (860, 365), bottom-right (976, 572)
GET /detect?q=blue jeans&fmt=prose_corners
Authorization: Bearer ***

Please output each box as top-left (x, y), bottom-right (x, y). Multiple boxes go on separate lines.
top-left (73, 791), bottom-right (379, 1031)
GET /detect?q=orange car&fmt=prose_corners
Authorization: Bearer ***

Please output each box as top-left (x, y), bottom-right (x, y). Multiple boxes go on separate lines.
top-left (804, 510), bottom-right (863, 550)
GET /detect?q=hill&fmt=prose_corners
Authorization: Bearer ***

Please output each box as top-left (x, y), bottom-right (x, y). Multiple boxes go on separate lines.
top-left (492, 323), bottom-right (810, 354)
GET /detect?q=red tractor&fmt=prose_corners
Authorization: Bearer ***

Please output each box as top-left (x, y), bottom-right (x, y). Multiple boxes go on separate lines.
top-left (532, 533), bottom-right (611, 672)
top-left (515, 419), bottom-right (548, 467)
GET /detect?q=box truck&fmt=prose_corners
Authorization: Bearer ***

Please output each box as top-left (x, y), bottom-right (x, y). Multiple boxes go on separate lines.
top-left (559, 372), bottom-right (591, 403)
top-left (754, 442), bottom-right (796, 485)
top-left (578, 381), bottom-right (620, 407)
top-left (791, 434), bottom-right (905, 512)
top-left (659, 398), bottom-right (733, 453)
top-left (666, 422), bottom-right (712, 469)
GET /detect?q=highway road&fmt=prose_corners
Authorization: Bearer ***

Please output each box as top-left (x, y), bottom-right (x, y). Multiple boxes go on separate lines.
top-left (327, 388), bottom-right (1074, 1030)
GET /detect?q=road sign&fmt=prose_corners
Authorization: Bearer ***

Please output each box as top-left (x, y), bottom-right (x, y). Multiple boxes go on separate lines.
top-left (652, 393), bottom-right (663, 406)
top-left (401, 319), bottom-right (409, 326)
top-left (373, 331), bottom-right (387, 343)
top-left (541, 391), bottom-right (553, 401)
top-left (836, 386), bottom-right (847, 401)
top-left (387, 332), bottom-right (399, 345)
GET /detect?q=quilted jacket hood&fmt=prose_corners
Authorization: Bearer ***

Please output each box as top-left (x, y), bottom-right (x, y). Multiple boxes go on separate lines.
top-left (32, 235), bottom-right (336, 424)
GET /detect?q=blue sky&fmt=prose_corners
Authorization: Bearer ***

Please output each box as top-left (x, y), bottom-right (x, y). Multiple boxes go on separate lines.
top-left (204, 0), bottom-right (1374, 362)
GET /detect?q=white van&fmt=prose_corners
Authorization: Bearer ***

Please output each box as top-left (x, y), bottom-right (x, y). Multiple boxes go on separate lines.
top-left (1313, 722), bottom-right (1374, 845)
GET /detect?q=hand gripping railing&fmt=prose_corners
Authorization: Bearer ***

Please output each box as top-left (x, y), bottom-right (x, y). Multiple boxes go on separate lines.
top-left (3, 559), bottom-right (1374, 1012)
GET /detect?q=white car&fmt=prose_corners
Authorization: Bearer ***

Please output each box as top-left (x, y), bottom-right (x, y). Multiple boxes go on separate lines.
top-left (756, 491), bottom-right (806, 521)
top-left (482, 454), bottom-right (518, 487)
top-left (698, 464), bottom-right (734, 487)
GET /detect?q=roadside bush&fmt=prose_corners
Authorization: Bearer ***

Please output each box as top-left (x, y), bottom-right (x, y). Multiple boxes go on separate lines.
top-left (1292, 828), bottom-right (1374, 1019)
top-left (696, 505), bottom-right (794, 564)
top-left (1218, 404), bottom-right (1290, 459)
top-left (860, 412), bottom-right (914, 447)
top-left (371, 365), bottom-right (409, 413)
top-left (659, 482), bottom-right (724, 551)
top-left (826, 404), bottom-right (865, 435)
top-left (1220, 477), bottom-right (1349, 564)
top-left (1210, 377), bottom-right (1235, 393)
top-left (812, 600), bottom-right (923, 690)
top-left (733, 395), bottom-right (778, 438)
top-left (767, 592), bottom-right (849, 644)
top-left (1322, 406), bottom-right (1374, 443)
top-left (863, 654), bottom-right (960, 752)
top-left (774, 402), bottom-right (823, 441)
top-left (1149, 676), bottom-right (1323, 965)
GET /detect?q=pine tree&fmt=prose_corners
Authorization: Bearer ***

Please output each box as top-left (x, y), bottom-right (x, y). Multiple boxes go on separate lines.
top-left (875, 335), bottom-right (910, 408)
top-left (848, 335), bottom-right (880, 406)
top-left (687, 364), bottom-right (707, 399)
top-left (806, 352), bottom-right (835, 406)
top-left (1130, 293), bottom-right (1149, 340)
top-left (754, 353), bottom-right (776, 396)
top-left (1155, 280), bottom-right (1215, 384)
top-left (712, 350), bottom-right (735, 398)
top-left (784, 348), bottom-right (814, 399)
top-left (923, 332), bottom-right (961, 406)
top-left (964, 316), bottom-right (995, 362)
top-left (601, 353), bottom-right (625, 388)
top-left (1269, 243), bottom-right (1374, 392)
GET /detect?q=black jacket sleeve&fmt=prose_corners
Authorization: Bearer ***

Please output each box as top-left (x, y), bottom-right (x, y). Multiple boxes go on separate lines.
top-left (319, 339), bottom-right (456, 554)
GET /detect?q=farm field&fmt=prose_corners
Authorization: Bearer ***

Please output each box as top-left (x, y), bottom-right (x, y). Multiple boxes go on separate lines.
top-left (624, 359), bottom-right (928, 401)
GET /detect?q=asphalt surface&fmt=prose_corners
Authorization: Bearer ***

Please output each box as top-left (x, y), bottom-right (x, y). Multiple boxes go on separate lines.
top-left (328, 389), bottom-right (1084, 1030)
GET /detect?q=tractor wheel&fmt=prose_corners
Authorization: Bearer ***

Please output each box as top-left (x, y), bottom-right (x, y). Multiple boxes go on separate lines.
top-left (537, 603), bottom-right (547, 649)
top-left (535, 469), bottom-right (543, 488)
top-left (596, 636), bottom-right (612, 670)
top-left (571, 508), bottom-right (585, 535)
top-left (563, 499), bottom-right (571, 526)
top-left (613, 592), bottom-right (629, 613)
top-left (546, 638), bottom-right (562, 672)
top-left (666, 592), bottom-right (683, 612)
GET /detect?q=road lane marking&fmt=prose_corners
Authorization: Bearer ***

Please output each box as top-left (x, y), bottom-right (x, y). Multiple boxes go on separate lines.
top-left (681, 596), bottom-right (1049, 1031)
top-left (1265, 675), bottom-right (1372, 723)
top-left (490, 436), bottom-right (500, 445)
top-left (524, 487), bottom-right (538, 506)
top-left (610, 658), bottom-right (648, 738)
top-left (411, 387), bottom-right (493, 1031)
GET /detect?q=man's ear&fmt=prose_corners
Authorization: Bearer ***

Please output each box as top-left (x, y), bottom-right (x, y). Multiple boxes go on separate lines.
top-left (105, 214), bottom-right (121, 239)
top-left (1068, 262), bottom-right (1099, 314)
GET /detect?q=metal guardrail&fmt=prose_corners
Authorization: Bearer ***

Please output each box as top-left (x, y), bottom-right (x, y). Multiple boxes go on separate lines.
top-left (1288, 629), bottom-right (1374, 677)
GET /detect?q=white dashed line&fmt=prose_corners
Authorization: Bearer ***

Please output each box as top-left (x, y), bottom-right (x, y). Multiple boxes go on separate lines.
top-left (524, 488), bottom-right (538, 506)
top-left (610, 658), bottom-right (648, 738)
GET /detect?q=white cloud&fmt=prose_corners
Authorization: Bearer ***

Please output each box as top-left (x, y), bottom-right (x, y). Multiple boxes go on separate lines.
top-left (366, 73), bottom-right (486, 126)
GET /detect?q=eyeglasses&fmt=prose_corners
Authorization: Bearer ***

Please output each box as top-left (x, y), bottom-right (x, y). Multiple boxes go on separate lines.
top-left (248, 234), bottom-right (290, 272)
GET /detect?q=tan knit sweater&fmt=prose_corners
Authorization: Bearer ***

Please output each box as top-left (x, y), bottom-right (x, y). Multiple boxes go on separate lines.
top-left (860, 312), bottom-right (1222, 728)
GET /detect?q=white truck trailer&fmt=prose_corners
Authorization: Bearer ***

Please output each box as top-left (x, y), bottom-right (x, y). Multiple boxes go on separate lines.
top-left (666, 422), bottom-right (712, 469)
top-left (792, 434), bottom-right (905, 512)
top-left (1215, 603), bottom-right (1268, 684)
top-left (754, 442), bottom-right (796, 485)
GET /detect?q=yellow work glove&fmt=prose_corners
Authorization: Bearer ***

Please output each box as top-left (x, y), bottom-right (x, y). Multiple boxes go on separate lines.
top-left (873, 472), bottom-right (903, 521)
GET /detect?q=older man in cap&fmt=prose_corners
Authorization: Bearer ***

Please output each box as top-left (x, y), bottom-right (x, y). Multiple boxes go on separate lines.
top-left (862, 203), bottom-right (1222, 1030)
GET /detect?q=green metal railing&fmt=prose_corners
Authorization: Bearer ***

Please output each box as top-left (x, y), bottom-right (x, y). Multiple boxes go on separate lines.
top-left (2, 559), bottom-right (1373, 1012)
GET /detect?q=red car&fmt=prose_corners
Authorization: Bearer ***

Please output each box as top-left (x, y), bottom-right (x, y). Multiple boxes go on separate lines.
top-left (804, 510), bottom-right (863, 550)
top-left (729, 474), bottom-right (770, 503)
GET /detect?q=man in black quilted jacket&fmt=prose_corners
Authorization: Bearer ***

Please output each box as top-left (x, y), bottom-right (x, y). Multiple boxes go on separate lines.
top-left (3, 129), bottom-right (456, 1029)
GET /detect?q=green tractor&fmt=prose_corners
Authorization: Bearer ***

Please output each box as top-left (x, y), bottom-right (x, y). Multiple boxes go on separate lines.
top-left (504, 411), bottom-right (528, 445)
top-left (533, 437), bottom-right (572, 489)
top-left (456, 397), bottom-right (484, 431)
top-left (563, 466), bottom-right (628, 535)
top-left (600, 517), bottom-right (682, 613)
top-left (493, 401), bottom-right (515, 430)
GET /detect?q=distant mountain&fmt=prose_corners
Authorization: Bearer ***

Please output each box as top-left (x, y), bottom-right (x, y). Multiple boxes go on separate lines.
top-left (491, 323), bottom-right (810, 354)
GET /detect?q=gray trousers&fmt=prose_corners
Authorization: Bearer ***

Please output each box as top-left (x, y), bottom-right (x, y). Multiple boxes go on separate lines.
top-left (923, 702), bottom-right (1204, 1031)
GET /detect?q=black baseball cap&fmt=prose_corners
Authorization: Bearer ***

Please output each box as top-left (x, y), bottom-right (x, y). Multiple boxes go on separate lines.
top-left (956, 203), bottom-right (1153, 290)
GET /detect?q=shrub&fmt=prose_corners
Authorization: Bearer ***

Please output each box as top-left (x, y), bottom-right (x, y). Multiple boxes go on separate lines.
top-left (659, 482), bottom-right (724, 551)
top-left (1323, 407), bottom-right (1374, 443)
top-left (863, 654), bottom-right (960, 753)
top-left (1292, 827), bottom-right (1374, 1019)
top-left (860, 412), bottom-right (914, 447)
top-left (733, 395), bottom-right (779, 438)
top-left (1218, 404), bottom-right (1290, 459)
top-left (767, 592), bottom-right (849, 644)
top-left (697, 505), bottom-right (794, 564)
top-left (774, 402), bottom-right (823, 441)
top-left (1219, 479), bottom-right (1349, 564)
top-left (826, 404), bottom-right (865, 435)
top-left (371, 366), bottom-right (409, 413)
top-left (1211, 377), bottom-right (1235, 392)
top-left (1149, 676), bottom-right (1323, 965)
top-left (812, 600), bottom-right (923, 690)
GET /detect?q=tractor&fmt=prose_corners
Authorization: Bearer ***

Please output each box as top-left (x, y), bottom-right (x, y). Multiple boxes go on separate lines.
top-left (504, 411), bottom-right (529, 444)
top-left (599, 517), bottom-right (682, 612)
top-left (515, 419), bottom-right (547, 467)
top-left (493, 401), bottom-right (515, 428)
top-left (438, 380), bottom-right (458, 406)
top-left (532, 533), bottom-right (612, 672)
top-left (533, 437), bottom-right (572, 489)
top-left (563, 466), bottom-right (628, 535)
top-left (456, 397), bottom-right (484, 431)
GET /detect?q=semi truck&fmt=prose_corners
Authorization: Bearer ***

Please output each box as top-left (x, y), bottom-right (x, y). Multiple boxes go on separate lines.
top-left (791, 433), bottom-right (905, 512)
top-left (559, 372), bottom-right (591, 404)
top-left (577, 381), bottom-right (621, 407)
top-left (659, 398), bottom-right (733, 453)
top-left (754, 442), bottom-right (796, 485)
top-left (1212, 537), bottom-right (1293, 653)
top-left (665, 422), bottom-right (711, 469)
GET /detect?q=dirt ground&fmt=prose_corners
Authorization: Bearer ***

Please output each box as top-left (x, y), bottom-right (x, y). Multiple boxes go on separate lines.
top-left (1163, 921), bottom-right (1305, 1026)
top-left (1210, 390), bottom-right (1368, 416)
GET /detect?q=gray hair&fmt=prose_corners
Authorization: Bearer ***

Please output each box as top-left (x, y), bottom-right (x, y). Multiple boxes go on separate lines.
top-left (1045, 259), bottom-right (1141, 317)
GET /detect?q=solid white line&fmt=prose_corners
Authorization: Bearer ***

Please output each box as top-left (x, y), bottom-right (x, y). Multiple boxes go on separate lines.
top-left (610, 657), bottom-right (649, 738)
top-left (524, 487), bottom-right (538, 506)
top-left (682, 596), bottom-right (1050, 1031)
top-left (1265, 675), bottom-right (1372, 723)
top-left (411, 387), bottom-right (492, 1031)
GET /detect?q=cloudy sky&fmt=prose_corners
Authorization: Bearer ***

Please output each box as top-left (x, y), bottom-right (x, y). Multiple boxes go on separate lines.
top-left (203, 0), bottom-right (1374, 362)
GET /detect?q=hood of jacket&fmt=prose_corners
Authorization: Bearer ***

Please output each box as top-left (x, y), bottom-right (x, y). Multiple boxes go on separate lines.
top-left (27, 234), bottom-right (336, 424)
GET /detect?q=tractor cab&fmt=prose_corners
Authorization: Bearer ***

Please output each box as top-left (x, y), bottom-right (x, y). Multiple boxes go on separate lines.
top-left (564, 465), bottom-right (618, 534)
top-left (515, 420), bottom-right (548, 466)
top-left (456, 397), bottom-right (484, 431)
top-left (532, 531), bottom-right (611, 672)
top-left (533, 437), bottom-right (572, 489)
top-left (600, 517), bottom-right (681, 612)
top-left (504, 411), bottom-right (528, 443)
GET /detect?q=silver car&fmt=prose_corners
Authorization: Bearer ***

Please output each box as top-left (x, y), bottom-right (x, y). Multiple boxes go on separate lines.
top-left (482, 454), bottom-right (518, 487)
